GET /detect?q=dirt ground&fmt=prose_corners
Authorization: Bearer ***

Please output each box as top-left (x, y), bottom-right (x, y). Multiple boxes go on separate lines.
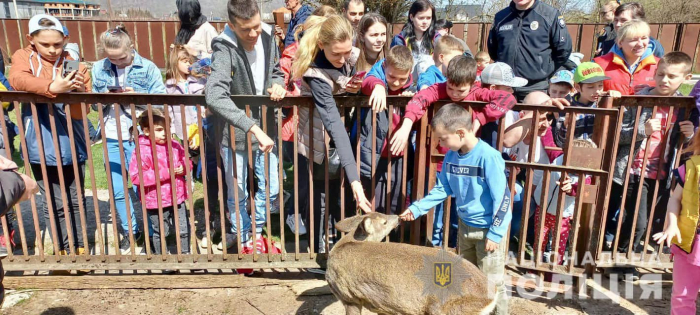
top-left (0, 268), bottom-right (685, 315)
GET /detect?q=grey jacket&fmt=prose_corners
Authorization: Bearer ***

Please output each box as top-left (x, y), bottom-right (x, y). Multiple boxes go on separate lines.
top-left (205, 23), bottom-right (284, 151)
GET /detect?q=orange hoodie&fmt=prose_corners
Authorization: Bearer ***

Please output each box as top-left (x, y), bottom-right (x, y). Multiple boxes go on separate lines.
top-left (8, 45), bottom-right (91, 118)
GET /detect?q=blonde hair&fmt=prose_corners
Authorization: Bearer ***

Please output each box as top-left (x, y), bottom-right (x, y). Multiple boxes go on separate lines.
top-left (475, 51), bottom-right (490, 63)
top-left (603, 0), bottom-right (620, 11)
top-left (616, 20), bottom-right (650, 44)
top-left (166, 45), bottom-right (195, 81)
top-left (98, 24), bottom-right (133, 56)
top-left (292, 15), bottom-right (354, 81)
top-left (433, 35), bottom-right (465, 63)
top-left (385, 46), bottom-right (413, 72)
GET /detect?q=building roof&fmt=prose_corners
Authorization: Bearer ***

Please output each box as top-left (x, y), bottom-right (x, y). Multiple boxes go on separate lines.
top-left (17, 0), bottom-right (101, 5)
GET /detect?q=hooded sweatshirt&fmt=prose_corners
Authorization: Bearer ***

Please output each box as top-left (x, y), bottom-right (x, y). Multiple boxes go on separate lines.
top-left (356, 59), bottom-right (414, 177)
top-left (8, 45), bottom-right (92, 166)
top-left (205, 23), bottom-right (284, 151)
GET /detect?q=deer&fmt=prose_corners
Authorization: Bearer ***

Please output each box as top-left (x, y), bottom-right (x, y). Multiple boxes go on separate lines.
top-left (326, 212), bottom-right (496, 315)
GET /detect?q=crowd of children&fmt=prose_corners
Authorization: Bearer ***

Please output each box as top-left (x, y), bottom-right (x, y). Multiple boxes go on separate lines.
top-left (2, 0), bottom-right (700, 313)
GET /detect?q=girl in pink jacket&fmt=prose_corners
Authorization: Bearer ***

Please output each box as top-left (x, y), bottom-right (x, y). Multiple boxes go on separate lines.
top-left (129, 109), bottom-right (191, 257)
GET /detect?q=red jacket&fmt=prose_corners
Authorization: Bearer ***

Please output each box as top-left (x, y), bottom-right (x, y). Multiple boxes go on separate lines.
top-left (360, 70), bottom-right (414, 158)
top-left (404, 82), bottom-right (516, 171)
top-left (404, 82), bottom-right (516, 126)
top-left (129, 135), bottom-right (190, 209)
top-left (593, 52), bottom-right (658, 96)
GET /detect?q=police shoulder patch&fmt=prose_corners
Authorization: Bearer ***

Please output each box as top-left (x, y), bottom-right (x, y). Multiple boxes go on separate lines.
top-left (558, 16), bottom-right (566, 28)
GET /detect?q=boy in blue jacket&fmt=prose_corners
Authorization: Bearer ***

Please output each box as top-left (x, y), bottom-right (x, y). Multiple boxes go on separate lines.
top-left (400, 104), bottom-right (511, 315)
top-left (416, 35), bottom-right (465, 91)
top-left (357, 45), bottom-right (414, 218)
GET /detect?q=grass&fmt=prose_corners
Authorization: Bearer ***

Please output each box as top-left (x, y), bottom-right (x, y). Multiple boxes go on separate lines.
top-left (680, 83), bottom-right (694, 96)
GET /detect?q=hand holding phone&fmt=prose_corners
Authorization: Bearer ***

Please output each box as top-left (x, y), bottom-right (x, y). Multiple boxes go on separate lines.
top-left (107, 86), bottom-right (124, 93)
top-left (63, 60), bottom-right (80, 78)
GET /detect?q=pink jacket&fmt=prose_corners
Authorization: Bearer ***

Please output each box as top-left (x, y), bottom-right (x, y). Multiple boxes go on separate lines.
top-left (129, 135), bottom-right (190, 209)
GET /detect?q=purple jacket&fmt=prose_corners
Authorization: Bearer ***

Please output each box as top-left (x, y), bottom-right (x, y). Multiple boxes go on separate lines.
top-left (165, 76), bottom-right (205, 139)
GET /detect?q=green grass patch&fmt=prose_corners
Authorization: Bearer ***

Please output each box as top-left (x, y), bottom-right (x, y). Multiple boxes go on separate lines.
top-left (680, 83), bottom-right (694, 96)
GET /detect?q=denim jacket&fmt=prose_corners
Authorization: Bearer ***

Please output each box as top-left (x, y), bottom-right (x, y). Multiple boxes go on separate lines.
top-left (91, 51), bottom-right (166, 140)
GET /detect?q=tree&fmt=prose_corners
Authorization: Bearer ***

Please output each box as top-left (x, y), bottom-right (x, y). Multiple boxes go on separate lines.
top-left (317, 0), bottom-right (414, 23)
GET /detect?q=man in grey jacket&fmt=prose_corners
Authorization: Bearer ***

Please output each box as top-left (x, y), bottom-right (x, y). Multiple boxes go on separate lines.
top-left (205, 0), bottom-right (287, 251)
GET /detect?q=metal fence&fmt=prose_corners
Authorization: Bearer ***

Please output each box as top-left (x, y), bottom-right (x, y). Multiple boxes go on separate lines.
top-left (0, 92), bottom-right (694, 278)
top-left (1, 20), bottom-right (700, 72)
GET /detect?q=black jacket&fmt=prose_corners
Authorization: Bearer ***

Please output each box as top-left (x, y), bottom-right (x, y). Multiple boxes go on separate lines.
top-left (488, 0), bottom-right (572, 92)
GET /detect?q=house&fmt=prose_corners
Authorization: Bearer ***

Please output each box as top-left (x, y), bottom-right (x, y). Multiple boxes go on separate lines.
top-left (437, 4), bottom-right (481, 22)
top-left (0, 0), bottom-right (101, 19)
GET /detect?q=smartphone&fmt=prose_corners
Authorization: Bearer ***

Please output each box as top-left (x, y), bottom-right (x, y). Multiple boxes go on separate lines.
top-left (63, 59), bottom-right (80, 78)
top-left (351, 71), bottom-right (367, 83)
top-left (107, 86), bottom-right (124, 93)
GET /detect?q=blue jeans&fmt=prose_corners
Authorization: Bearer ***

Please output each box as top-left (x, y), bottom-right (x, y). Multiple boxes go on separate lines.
top-left (106, 138), bottom-right (140, 235)
top-left (509, 183), bottom-right (524, 240)
top-left (221, 146), bottom-right (279, 242)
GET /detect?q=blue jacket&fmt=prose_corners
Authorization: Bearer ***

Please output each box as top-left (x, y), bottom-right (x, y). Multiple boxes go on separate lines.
top-left (488, 0), bottom-right (572, 92)
top-left (284, 4), bottom-right (312, 47)
top-left (0, 72), bottom-right (9, 90)
top-left (92, 51), bottom-right (165, 94)
top-left (417, 65), bottom-right (445, 91)
top-left (409, 140), bottom-right (512, 243)
top-left (92, 51), bottom-right (166, 140)
top-left (353, 59), bottom-right (413, 177)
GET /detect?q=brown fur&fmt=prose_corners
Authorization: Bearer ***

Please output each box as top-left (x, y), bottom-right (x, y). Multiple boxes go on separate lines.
top-left (327, 213), bottom-right (496, 315)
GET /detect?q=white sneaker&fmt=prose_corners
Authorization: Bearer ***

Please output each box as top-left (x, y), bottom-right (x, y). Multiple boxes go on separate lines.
top-left (217, 234), bottom-right (237, 251)
top-left (201, 237), bottom-right (209, 248)
top-left (286, 215), bottom-right (307, 235)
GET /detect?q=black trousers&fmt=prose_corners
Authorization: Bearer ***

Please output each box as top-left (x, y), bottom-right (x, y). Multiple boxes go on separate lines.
top-left (30, 163), bottom-right (85, 252)
top-left (148, 203), bottom-right (190, 255)
top-left (606, 176), bottom-right (657, 252)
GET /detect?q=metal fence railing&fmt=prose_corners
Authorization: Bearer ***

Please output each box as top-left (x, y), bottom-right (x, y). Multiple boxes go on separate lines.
top-left (0, 92), bottom-right (693, 277)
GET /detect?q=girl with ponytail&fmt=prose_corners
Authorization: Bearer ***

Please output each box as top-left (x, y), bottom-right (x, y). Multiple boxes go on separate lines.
top-left (290, 15), bottom-right (372, 253)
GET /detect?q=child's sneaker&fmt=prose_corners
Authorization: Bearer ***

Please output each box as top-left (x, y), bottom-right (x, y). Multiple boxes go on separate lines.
top-left (217, 234), bottom-right (237, 251)
top-left (286, 215), bottom-right (307, 235)
top-left (201, 236), bottom-right (209, 248)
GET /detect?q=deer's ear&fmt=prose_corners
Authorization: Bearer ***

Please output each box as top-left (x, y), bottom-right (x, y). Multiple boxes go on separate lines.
top-left (352, 216), bottom-right (373, 240)
top-left (336, 215), bottom-right (363, 233)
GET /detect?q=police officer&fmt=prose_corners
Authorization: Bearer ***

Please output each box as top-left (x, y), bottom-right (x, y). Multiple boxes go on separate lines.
top-left (488, 0), bottom-right (573, 101)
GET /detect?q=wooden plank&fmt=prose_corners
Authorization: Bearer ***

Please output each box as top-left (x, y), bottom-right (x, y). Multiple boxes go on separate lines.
top-left (649, 24), bottom-right (660, 40)
top-left (213, 22), bottom-right (226, 33)
top-left (482, 23), bottom-right (492, 53)
top-left (18, 19), bottom-right (29, 47)
top-left (659, 24), bottom-right (678, 53)
top-left (393, 23), bottom-right (404, 37)
top-left (680, 24), bottom-right (700, 58)
top-left (81, 21), bottom-right (97, 62)
top-left (5, 20), bottom-right (22, 55)
top-left (0, 20), bottom-right (9, 63)
top-left (569, 147), bottom-right (603, 170)
top-left (93, 21), bottom-right (109, 60)
top-left (3, 272), bottom-right (321, 290)
top-left (567, 24), bottom-right (580, 52)
top-left (164, 21), bottom-right (178, 49)
top-left (579, 24), bottom-right (597, 62)
top-left (451, 23), bottom-right (464, 41)
top-left (466, 23), bottom-right (481, 54)
top-left (150, 22), bottom-right (166, 68)
top-left (135, 21), bottom-right (151, 61)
